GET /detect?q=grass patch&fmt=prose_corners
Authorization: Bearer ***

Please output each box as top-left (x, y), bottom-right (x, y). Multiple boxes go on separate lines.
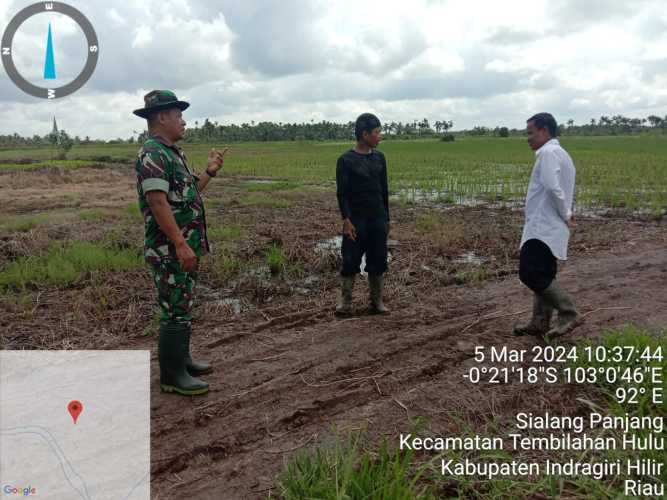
top-left (101, 221), bottom-right (142, 251)
top-left (266, 244), bottom-right (285, 275)
top-left (219, 256), bottom-right (241, 276)
top-left (0, 159), bottom-right (99, 171)
top-left (241, 194), bottom-right (291, 208)
top-left (415, 213), bottom-right (470, 251)
top-left (78, 208), bottom-right (111, 222)
top-left (141, 311), bottom-right (161, 337)
top-left (0, 215), bottom-right (46, 232)
top-left (437, 193), bottom-right (457, 204)
top-left (208, 246), bottom-right (242, 286)
top-left (242, 180), bottom-right (301, 192)
top-left (0, 241), bottom-right (142, 290)
top-left (278, 431), bottom-right (434, 499)
top-left (124, 202), bottom-right (142, 220)
top-left (205, 198), bottom-right (223, 209)
top-left (454, 267), bottom-right (488, 285)
top-left (208, 225), bottom-right (242, 241)
top-left (415, 213), bottom-right (440, 232)
top-left (3, 291), bottom-right (34, 314)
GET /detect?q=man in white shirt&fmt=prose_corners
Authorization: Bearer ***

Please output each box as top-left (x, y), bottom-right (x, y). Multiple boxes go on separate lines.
top-left (514, 113), bottom-right (581, 339)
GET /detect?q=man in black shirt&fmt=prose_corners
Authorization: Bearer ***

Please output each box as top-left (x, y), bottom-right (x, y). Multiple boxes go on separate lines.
top-left (335, 113), bottom-right (390, 315)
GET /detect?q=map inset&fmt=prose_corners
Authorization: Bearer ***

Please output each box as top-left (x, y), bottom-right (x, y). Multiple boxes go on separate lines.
top-left (1, 350), bottom-right (150, 499)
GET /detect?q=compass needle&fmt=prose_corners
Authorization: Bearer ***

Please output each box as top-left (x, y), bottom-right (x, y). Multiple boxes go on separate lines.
top-left (44, 22), bottom-right (56, 80)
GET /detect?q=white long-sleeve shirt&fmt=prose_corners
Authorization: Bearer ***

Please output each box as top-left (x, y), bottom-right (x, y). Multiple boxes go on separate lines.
top-left (520, 138), bottom-right (576, 260)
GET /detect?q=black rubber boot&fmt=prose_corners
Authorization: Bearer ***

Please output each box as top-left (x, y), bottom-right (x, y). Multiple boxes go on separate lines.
top-left (158, 323), bottom-right (209, 396)
top-left (184, 326), bottom-right (213, 376)
top-left (514, 293), bottom-right (553, 336)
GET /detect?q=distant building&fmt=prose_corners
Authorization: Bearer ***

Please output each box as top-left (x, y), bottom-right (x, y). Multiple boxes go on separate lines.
top-left (51, 116), bottom-right (60, 145)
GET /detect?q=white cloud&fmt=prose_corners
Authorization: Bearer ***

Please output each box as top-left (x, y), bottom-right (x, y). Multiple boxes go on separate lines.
top-left (106, 9), bottom-right (127, 28)
top-left (0, 0), bottom-right (665, 139)
top-left (131, 24), bottom-right (153, 48)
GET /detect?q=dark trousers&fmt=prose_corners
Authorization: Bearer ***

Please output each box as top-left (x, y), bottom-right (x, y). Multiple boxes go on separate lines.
top-left (341, 215), bottom-right (388, 276)
top-left (519, 239), bottom-right (557, 293)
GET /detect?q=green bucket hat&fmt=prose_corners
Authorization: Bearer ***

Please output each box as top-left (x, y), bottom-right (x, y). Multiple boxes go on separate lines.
top-left (133, 90), bottom-right (190, 119)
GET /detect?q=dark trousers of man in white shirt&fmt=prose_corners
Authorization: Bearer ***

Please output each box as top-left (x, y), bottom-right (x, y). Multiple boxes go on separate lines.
top-left (516, 113), bottom-right (582, 339)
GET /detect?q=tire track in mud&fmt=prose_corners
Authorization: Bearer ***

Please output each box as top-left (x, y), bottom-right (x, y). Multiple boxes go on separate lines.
top-left (149, 313), bottom-right (484, 491)
top-left (150, 313), bottom-right (540, 497)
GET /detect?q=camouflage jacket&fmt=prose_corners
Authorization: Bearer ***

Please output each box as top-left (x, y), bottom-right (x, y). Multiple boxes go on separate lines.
top-left (135, 135), bottom-right (210, 265)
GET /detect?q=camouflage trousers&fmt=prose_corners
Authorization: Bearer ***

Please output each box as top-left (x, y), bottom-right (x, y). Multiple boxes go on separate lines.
top-left (149, 259), bottom-right (197, 326)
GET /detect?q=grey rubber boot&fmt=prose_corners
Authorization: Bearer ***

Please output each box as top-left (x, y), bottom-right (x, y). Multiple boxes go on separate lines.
top-left (335, 275), bottom-right (355, 316)
top-left (184, 326), bottom-right (213, 376)
top-left (540, 281), bottom-right (582, 339)
top-left (513, 293), bottom-right (553, 336)
top-left (158, 323), bottom-right (209, 396)
top-left (368, 274), bottom-right (389, 314)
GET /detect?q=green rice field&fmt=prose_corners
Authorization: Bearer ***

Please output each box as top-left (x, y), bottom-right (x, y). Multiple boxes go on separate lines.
top-left (1, 135), bottom-right (665, 213)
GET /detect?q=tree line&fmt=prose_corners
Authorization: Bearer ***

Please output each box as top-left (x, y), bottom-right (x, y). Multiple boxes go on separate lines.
top-left (154, 118), bottom-right (455, 143)
top-left (473, 114), bottom-right (667, 137)
top-left (1, 114), bottom-right (666, 148)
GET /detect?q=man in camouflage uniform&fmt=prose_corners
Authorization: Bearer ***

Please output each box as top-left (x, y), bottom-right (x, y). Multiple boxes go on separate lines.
top-left (134, 90), bottom-right (228, 396)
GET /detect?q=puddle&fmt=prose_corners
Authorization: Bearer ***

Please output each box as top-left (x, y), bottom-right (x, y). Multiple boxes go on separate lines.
top-left (290, 274), bottom-right (321, 295)
top-left (315, 236), bottom-right (342, 253)
top-left (315, 236), bottom-right (394, 276)
top-left (392, 188), bottom-right (665, 218)
top-left (226, 263), bottom-right (325, 301)
top-left (454, 199), bottom-right (523, 211)
top-left (197, 285), bottom-right (243, 314)
top-left (218, 298), bottom-right (242, 315)
top-left (303, 275), bottom-right (320, 286)
top-left (572, 204), bottom-right (666, 219)
top-left (245, 265), bottom-right (273, 280)
top-left (198, 284), bottom-right (222, 300)
top-left (393, 185), bottom-right (525, 204)
top-left (453, 252), bottom-right (487, 266)
top-left (391, 189), bottom-right (524, 212)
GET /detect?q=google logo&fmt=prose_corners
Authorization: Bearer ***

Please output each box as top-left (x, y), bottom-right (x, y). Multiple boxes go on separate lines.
top-left (2, 484), bottom-right (37, 496)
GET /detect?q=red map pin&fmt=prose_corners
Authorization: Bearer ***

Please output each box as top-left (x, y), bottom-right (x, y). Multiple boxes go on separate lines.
top-left (68, 400), bottom-right (83, 424)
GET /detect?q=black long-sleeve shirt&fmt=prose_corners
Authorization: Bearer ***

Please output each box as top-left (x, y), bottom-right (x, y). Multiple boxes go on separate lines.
top-left (336, 149), bottom-right (389, 221)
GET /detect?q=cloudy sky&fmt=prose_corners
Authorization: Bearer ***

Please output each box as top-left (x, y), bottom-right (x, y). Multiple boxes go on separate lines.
top-left (1, 0), bottom-right (666, 139)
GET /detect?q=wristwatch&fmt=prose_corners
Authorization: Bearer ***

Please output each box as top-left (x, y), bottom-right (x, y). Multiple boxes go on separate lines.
top-left (205, 168), bottom-right (217, 177)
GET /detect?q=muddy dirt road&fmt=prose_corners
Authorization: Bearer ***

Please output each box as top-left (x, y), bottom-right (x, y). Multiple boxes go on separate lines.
top-left (148, 240), bottom-right (666, 499)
